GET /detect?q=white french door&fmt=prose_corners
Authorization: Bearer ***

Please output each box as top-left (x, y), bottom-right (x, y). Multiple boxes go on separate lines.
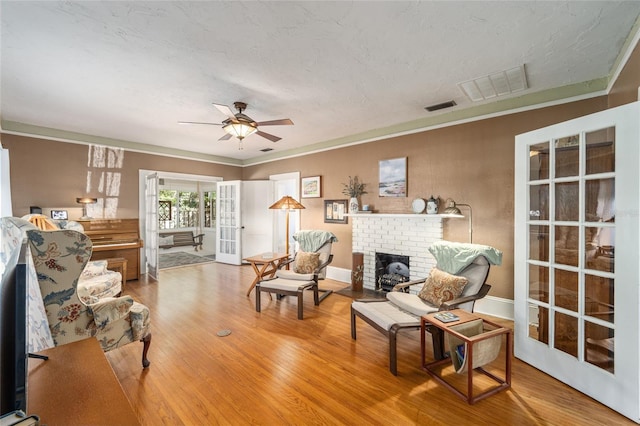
top-left (215, 180), bottom-right (242, 265)
top-left (145, 173), bottom-right (159, 280)
top-left (514, 102), bottom-right (639, 422)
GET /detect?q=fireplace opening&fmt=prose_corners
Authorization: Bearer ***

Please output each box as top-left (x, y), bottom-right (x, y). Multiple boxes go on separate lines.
top-left (375, 252), bottom-right (410, 292)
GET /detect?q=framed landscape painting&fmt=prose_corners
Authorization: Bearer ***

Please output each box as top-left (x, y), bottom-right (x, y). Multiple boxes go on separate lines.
top-left (301, 176), bottom-right (321, 198)
top-left (379, 157), bottom-right (407, 197)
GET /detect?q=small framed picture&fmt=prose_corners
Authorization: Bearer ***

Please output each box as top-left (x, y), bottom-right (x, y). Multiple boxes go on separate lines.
top-left (324, 199), bottom-right (348, 224)
top-left (50, 210), bottom-right (68, 220)
top-left (301, 176), bottom-right (322, 198)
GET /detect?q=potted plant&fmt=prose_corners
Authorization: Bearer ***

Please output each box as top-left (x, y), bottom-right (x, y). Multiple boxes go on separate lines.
top-left (342, 176), bottom-right (367, 213)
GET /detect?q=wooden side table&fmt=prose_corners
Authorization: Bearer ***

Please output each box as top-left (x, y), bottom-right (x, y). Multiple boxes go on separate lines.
top-left (243, 253), bottom-right (290, 296)
top-left (421, 309), bottom-right (512, 404)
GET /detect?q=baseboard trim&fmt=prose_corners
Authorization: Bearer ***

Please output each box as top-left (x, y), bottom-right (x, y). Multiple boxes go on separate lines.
top-left (326, 266), bottom-right (351, 284)
top-left (327, 266), bottom-right (515, 321)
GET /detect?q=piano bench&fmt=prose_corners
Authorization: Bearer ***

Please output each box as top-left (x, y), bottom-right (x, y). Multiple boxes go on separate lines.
top-left (105, 257), bottom-right (128, 292)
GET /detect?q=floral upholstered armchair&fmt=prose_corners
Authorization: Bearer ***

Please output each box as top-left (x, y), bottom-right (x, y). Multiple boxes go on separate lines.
top-left (22, 215), bottom-right (123, 301)
top-left (26, 228), bottom-right (151, 367)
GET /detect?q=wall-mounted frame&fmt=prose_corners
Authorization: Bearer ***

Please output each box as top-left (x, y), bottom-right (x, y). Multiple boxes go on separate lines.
top-left (379, 157), bottom-right (407, 197)
top-left (50, 210), bottom-right (68, 220)
top-left (301, 176), bottom-right (322, 198)
top-left (324, 199), bottom-right (348, 224)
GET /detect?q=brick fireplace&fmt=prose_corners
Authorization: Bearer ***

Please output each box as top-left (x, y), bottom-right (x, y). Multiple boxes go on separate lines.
top-left (350, 214), bottom-right (443, 291)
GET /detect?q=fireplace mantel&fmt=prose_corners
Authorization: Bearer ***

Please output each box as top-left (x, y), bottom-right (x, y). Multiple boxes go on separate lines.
top-left (349, 214), bottom-right (443, 290)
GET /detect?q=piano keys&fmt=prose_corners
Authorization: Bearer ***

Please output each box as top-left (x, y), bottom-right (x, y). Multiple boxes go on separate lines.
top-left (79, 218), bottom-right (144, 281)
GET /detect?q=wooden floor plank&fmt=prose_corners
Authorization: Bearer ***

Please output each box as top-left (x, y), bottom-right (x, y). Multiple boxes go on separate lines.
top-left (104, 262), bottom-right (634, 425)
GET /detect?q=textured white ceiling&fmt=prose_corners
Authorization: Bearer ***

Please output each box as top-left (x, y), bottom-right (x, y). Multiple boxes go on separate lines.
top-left (2, 1), bottom-right (639, 164)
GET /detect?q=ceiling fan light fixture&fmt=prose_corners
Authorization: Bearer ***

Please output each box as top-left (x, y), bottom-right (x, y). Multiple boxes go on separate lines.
top-left (222, 121), bottom-right (257, 140)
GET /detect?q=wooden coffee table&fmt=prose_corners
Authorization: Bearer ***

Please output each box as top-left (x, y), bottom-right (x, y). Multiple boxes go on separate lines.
top-left (243, 253), bottom-right (290, 296)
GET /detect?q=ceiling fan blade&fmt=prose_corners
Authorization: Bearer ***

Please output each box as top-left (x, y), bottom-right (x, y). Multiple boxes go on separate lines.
top-left (256, 130), bottom-right (281, 143)
top-left (178, 121), bottom-right (222, 126)
top-left (213, 103), bottom-right (237, 120)
top-left (255, 118), bottom-right (294, 126)
top-left (218, 133), bottom-right (233, 141)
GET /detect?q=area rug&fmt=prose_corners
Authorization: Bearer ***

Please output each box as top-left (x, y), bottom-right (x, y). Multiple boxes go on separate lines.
top-left (159, 252), bottom-right (215, 270)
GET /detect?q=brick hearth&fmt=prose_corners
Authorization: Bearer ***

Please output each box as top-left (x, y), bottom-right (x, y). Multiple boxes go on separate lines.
top-left (349, 214), bottom-right (443, 291)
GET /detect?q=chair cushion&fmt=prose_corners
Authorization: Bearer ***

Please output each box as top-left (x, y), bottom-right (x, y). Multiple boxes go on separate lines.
top-left (417, 267), bottom-right (468, 306)
top-left (81, 260), bottom-right (109, 278)
top-left (259, 277), bottom-right (314, 292)
top-left (276, 269), bottom-right (314, 281)
top-left (352, 301), bottom-right (421, 331)
top-left (386, 292), bottom-right (439, 317)
top-left (294, 251), bottom-right (320, 274)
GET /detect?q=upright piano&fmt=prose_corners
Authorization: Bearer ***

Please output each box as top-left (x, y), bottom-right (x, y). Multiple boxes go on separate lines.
top-left (79, 218), bottom-right (144, 281)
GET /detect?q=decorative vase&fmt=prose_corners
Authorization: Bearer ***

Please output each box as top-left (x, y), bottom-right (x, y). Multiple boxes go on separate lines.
top-left (349, 197), bottom-right (359, 213)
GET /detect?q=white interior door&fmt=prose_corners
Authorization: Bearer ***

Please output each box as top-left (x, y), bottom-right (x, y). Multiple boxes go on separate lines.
top-left (514, 102), bottom-right (639, 422)
top-left (241, 181), bottom-right (274, 258)
top-left (216, 180), bottom-right (241, 265)
top-left (145, 173), bottom-right (158, 280)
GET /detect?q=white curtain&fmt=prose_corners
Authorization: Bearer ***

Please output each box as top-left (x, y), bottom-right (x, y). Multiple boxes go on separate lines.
top-left (0, 147), bottom-right (13, 216)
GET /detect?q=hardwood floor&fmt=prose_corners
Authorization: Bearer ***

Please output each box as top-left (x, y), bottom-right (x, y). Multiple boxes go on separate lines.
top-left (106, 262), bottom-right (633, 425)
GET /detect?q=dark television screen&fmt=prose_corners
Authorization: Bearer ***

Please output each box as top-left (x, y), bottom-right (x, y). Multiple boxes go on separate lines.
top-left (0, 242), bottom-right (29, 415)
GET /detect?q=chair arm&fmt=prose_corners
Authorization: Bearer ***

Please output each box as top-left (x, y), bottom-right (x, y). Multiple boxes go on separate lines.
top-left (88, 296), bottom-right (135, 326)
top-left (392, 278), bottom-right (426, 293)
top-left (441, 283), bottom-right (491, 310)
top-left (314, 254), bottom-right (333, 273)
top-left (311, 254), bottom-right (334, 281)
top-left (193, 233), bottom-right (205, 243)
top-left (277, 258), bottom-right (296, 269)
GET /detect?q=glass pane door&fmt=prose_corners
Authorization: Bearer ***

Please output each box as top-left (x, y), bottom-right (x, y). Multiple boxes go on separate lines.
top-left (514, 102), bottom-right (639, 422)
top-left (145, 173), bottom-right (158, 280)
top-left (215, 181), bottom-right (241, 265)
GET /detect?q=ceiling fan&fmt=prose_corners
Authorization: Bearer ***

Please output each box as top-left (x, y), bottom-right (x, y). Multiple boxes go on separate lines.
top-left (179, 101), bottom-right (293, 145)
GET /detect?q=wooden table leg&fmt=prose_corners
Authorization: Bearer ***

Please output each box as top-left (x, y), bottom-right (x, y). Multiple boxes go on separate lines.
top-left (246, 261), bottom-right (279, 297)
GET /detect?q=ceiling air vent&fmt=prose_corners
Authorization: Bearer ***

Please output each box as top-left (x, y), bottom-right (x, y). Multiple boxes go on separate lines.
top-left (425, 100), bottom-right (457, 112)
top-left (458, 64), bottom-right (528, 102)
top-left (260, 148), bottom-right (274, 152)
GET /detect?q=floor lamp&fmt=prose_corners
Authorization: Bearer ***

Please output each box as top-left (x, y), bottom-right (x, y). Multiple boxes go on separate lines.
top-left (442, 198), bottom-right (473, 243)
top-left (269, 195), bottom-right (305, 256)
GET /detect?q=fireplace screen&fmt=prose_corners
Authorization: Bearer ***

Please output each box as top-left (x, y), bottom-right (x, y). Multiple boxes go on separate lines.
top-left (375, 252), bottom-right (410, 291)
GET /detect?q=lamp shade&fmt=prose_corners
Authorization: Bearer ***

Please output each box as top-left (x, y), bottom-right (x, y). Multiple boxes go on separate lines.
top-left (76, 197), bottom-right (97, 221)
top-left (222, 122), bottom-right (257, 140)
top-left (76, 197), bottom-right (98, 205)
top-left (442, 198), bottom-right (464, 217)
top-left (269, 196), bottom-right (305, 210)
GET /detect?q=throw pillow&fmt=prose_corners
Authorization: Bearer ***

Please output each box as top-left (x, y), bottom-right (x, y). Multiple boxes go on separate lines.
top-left (294, 251), bottom-right (320, 274)
top-left (418, 267), bottom-right (468, 306)
top-left (159, 235), bottom-right (174, 246)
